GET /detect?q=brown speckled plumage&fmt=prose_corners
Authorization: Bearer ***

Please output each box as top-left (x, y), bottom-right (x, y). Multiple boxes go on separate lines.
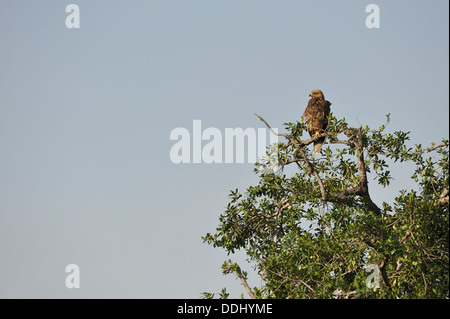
top-left (303, 89), bottom-right (332, 154)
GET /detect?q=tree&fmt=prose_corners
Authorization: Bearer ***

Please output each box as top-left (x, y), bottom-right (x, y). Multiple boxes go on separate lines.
top-left (202, 113), bottom-right (449, 299)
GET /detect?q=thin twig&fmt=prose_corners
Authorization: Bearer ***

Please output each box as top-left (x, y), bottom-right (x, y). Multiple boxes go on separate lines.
top-left (424, 142), bottom-right (449, 153)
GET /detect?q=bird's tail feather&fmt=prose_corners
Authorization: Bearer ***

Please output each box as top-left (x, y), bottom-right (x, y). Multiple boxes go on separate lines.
top-left (313, 142), bottom-right (322, 155)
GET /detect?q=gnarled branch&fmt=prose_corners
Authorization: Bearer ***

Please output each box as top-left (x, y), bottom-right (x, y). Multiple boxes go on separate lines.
top-left (254, 113), bottom-right (382, 215)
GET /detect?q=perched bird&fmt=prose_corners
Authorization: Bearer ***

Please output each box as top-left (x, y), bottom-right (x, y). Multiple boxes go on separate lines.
top-left (303, 89), bottom-right (332, 155)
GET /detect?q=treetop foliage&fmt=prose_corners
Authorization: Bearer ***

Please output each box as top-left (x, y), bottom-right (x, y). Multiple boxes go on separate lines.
top-left (203, 114), bottom-right (449, 299)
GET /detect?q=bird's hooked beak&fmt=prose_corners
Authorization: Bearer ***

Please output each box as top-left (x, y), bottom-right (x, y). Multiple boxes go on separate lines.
top-left (309, 94), bottom-right (312, 97)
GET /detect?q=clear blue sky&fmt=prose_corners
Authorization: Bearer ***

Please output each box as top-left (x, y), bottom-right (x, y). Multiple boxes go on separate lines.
top-left (0, 0), bottom-right (448, 298)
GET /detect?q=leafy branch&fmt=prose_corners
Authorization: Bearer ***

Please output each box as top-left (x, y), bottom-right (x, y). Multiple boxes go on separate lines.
top-left (203, 114), bottom-right (449, 299)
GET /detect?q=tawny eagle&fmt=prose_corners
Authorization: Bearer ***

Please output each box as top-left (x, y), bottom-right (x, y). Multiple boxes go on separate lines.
top-left (303, 89), bottom-right (332, 155)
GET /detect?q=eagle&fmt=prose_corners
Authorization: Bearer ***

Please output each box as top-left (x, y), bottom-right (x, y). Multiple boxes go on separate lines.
top-left (303, 89), bottom-right (332, 155)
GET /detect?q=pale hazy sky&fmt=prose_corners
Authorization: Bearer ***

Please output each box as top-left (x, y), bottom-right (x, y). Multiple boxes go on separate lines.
top-left (0, 0), bottom-right (448, 298)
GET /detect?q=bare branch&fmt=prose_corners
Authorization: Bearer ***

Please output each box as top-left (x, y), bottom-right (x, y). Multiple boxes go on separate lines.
top-left (297, 146), bottom-right (328, 201)
top-left (329, 139), bottom-right (351, 145)
top-left (424, 142), bottom-right (449, 153)
top-left (254, 113), bottom-right (289, 139)
top-left (348, 127), bottom-right (382, 216)
top-left (400, 229), bottom-right (412, 244)
top-left (223, 265), bottom-right (256, 299)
